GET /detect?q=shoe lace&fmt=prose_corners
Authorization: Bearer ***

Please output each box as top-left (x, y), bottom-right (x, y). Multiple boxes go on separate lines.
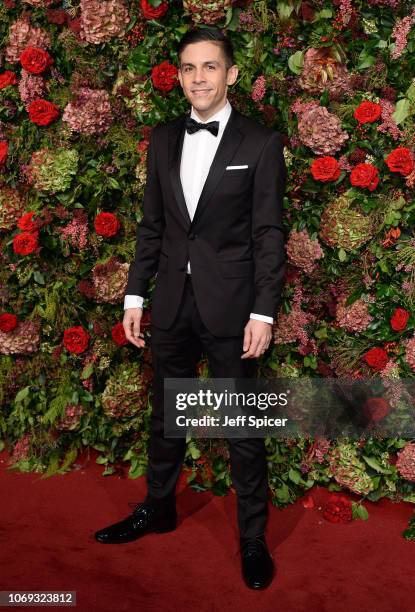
top-left (127, 501), bottom-right (152, 516)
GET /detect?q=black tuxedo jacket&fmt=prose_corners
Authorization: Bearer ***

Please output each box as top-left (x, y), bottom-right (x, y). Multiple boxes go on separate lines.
top-left (124, 105), bottom-right (287, 337)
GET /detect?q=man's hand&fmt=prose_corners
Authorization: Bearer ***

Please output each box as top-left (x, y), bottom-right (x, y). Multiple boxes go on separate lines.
top-left (241, 319), bottom-right (272, 359)
top-left (123, 307), bottom-right (145, 348)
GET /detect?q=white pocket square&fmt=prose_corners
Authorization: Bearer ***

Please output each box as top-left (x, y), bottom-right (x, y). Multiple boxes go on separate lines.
top-left (226, 165), bottom-right (248, 170)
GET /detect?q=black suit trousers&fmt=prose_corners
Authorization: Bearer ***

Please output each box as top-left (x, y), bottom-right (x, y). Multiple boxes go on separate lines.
top-left (144, 274), bottom-right (269, 540)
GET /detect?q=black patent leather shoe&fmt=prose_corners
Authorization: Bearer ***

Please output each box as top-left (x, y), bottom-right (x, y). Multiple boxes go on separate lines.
top-left (94, 502), bottom-right (177, 544)
top-left (240, 536), bottom-right (274, 589)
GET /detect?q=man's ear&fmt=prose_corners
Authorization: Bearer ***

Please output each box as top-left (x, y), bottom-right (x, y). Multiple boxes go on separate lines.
top-left (227, 65), bottom-right (238, 86)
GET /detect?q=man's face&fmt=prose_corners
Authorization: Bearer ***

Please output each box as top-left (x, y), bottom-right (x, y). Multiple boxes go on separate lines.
top-left (178, 40), bottom-right (238, 120)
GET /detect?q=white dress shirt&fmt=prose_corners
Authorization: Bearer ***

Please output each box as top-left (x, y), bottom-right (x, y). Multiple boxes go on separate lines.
top-left (124, 98), bottom-right (273, 325)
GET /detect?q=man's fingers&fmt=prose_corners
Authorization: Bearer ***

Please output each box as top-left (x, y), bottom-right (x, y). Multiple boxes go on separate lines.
top-left (241, 334), bottom-right (271, 359)
top-left (123, 309), bottom-right (145, 348)
top-left (242, 335), bottom-right (261, 359)
top-left (243, 327), bottom-right (252, 352)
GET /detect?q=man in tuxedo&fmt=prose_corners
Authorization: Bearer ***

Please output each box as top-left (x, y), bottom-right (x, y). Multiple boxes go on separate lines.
top-left (95, 26), bottom-right (287, 590)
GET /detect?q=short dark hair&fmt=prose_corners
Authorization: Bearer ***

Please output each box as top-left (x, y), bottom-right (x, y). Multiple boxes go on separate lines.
top-left (177, 27), bottom-right (235, 71)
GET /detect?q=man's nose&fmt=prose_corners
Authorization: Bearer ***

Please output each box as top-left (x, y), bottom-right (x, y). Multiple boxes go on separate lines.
top-left (193, 68), bottom-right (206, 83)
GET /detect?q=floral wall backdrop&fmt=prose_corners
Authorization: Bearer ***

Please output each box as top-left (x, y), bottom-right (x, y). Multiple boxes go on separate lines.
top-left (1, 0), bottom-right (415, 532)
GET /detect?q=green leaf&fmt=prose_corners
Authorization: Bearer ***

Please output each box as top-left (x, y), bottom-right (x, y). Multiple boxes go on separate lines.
top-left (223, 5), bottom-right (234, 28)
top-left (107, 177), bottom-right (121, 190)
top-left (316, 8), bottom-right (333, 18)
top-left (43, 452), bottom-right (60, 478)
top-left (274, 483), bottom-right (290, 502)
top-left (96, 455), bottom-right (108, 464)
top-left (392, 98), bottom-right (411, 125)
top-left (81, 363), bottom-right (94, 380)
top-left (288, 468), bottom-right (302, 484)
top-left (61, 447), bottom-right (78, 471)
top-left (406, 82), bottom-right (415, 104)
top-left (362, 455), bottom-right (392, 474)
top-left (352, 502), bottom-right (369, 520)
top-left (277, 2), bottom-right (295, 19)
top-left (15, 386), bottom-right (30, 403)
top-left (288, 51), bottom-right (304, 75)
top-left (33, 271), bottom-right (45, 285)
top-left (357, 51), bottom-right (376, 70)
top-left (314, 327), bottom-right (328, 339)
top-left (188, 441), bottom-right (201, 460)
top-left (127, 47), bottom-right (152, 75)
top-left (338, 248), bottom-right (347, 262)
top-left (226, 6), bottom-right (241, 31)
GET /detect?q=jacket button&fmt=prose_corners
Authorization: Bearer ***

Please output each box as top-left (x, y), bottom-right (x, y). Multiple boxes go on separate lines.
top-left (188, 233), bottom-right (196, 240)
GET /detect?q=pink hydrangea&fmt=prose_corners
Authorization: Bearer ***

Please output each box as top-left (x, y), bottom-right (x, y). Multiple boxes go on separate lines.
top-left (5, 17), bottom-right (51, 64)
top-left (335, 296), bottom-right (373, 333)
top-left (296, 103), bottom-right (349, 156)
top-left (18, 69), bottom-right (45, 110)
top-left (286, 229), bottom-right (324, 274)
top-left (396, 442), bottom-right (415, 482)
top-left (62, 87), bottom-right (113, 135)
top-left (58, 211), bottom-right (89, 250)
top-left (404, 334), bottom-right (415, 371)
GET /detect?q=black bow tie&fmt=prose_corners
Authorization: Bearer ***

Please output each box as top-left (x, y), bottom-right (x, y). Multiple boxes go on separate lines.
top-left (185, 115), bottom-right (219, 137)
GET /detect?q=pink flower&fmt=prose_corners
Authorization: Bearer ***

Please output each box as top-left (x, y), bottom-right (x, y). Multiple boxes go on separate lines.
top-left (390, 8), bottom-right (415, 60)
top-left (286, 229), bottom-right (324, 274)
top-left (404, 335), bottom-right (415, 371)
top-left (251, 75), bottom-right (266, 102)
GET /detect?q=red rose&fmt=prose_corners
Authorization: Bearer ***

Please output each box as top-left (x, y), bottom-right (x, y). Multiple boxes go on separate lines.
top-left (390, 307), bottom-right (410, 332)
top-left (13, 231), bottom-right (39, 256)
top-left (68, 16), bottom-right (82, 35)
top-left (141, 0), bottom-right (168, 19)
top-left (310, 156), bottom-right (341, 182)
top-left (18, 211), bottom-right (38, 232)
top-left (323, 494), bottom-right (353, 524)
top-left (350, 162), bottom-right (379, 191)
top-left (0, 141), bottom-right (8, 165)
top-left (363, 397), bottom-right (390, 422)
top-left (94, 212), bottom-right (121, 238)
top-left (20, 46), bottom-right (53, 74)
top-left (385, 147), bottom-right (414, 176)
top-left (111, 322), bottom-right (128, 346)
top-left (0, 313), bottom-right (18, 332)
top-left (27, 99), bottom-right (60, 126)
top-left (354, 101), bottom-right (382, 124)
top-left (151, 60), bottom-right (178, 92)
top-left (46, 8), bottom-right (68, 25)
top-left (63, 325), bottom-right (90, 354)
top-left (363, 347), bottom-right (389, 372)
top-left (0, 70), bottom-right (17, 89)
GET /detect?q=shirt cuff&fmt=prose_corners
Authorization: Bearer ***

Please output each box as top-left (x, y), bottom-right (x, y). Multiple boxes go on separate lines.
top-left (250, 312), bottom-right (274, 324)
top-left (124, 295), bottom-right (144, 310)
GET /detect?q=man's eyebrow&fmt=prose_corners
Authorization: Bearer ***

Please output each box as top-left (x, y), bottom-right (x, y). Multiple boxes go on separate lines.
top-left (181, 60), bottom-right (220, 67)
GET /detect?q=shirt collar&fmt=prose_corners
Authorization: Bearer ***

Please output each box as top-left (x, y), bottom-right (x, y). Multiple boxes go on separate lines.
top-left (190, 98), bottom-right (232, 129)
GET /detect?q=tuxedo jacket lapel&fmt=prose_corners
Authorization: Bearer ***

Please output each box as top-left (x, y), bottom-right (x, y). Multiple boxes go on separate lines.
top-left (168, 106), bottom-right (245, 229)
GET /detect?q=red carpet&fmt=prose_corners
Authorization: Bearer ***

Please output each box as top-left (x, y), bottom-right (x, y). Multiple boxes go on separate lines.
top-left (1, 448), bottom-right (415, 612)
